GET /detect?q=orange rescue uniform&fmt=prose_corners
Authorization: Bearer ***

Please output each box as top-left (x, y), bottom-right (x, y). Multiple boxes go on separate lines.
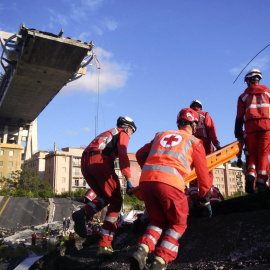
top-left (136, 129), bottom-right (211, 263)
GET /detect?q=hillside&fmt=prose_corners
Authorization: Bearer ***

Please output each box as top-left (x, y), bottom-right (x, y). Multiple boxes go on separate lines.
top-left (28, 190), bottom-right (270, 270)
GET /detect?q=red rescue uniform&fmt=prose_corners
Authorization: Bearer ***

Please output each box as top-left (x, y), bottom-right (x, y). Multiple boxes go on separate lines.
top-left (81, 127), bottom-right (131, 247)
top-left (189, 107), bottom-right (219, 200)
top-left (235, 83), bottom-right (270, 185)
top-left (136, 129), bottom-right (211, 263)
top-left (210, 186), bottom-right (224, 203)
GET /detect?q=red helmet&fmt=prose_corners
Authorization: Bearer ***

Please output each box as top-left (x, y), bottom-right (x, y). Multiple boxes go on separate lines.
top-left (177, 108), bottom-right (199, 124)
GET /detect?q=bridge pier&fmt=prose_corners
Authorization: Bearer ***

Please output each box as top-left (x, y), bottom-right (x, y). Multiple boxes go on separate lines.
top-left (0, 119), bottom-right (38, 161)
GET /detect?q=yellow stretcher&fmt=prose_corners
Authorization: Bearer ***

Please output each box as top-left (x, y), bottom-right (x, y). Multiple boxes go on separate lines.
top-left (130, 140), bottom-right (243, 201)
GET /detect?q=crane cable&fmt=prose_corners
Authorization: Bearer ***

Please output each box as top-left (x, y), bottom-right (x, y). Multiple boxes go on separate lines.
top-left (233, 42), bottom-right (270, 84)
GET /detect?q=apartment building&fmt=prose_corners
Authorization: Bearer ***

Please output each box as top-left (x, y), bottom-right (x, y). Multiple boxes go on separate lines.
top-left (212, 163), bottom-right (245, 196)
top-left (26, 144), bottom-right (244, 197)
top-left (42, 147), bottom-right (142, 194)
top-left (44, 147), bottom-right (88, 194)
top-left (114, 153), bottom-right (142, 187)
top-left (24, 150), bottom-right (49, 179)
top-left (0, 143), bottom-right (24, 180)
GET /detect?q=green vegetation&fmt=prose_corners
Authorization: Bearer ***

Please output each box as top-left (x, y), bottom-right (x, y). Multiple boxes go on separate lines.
top-left (0, 244), bottom-right (27, 259)
top-left (123, 193), bottom-right (145, 211)
top-left (231, 160), bottom-right (246, 174)
top-left (224, 190), bottom-right (246, 200)
top-left (0, 168), bottom-right (56, 198)
top-left (56, 188), bottom-right (86, 199)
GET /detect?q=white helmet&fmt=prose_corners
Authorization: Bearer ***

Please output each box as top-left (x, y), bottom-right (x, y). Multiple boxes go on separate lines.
top-left (244, 69), bottom-right (262, 82)
top-left (190, 100), bottom-right (202, 109)
top-left (117, 116), bottom-right (137, 133)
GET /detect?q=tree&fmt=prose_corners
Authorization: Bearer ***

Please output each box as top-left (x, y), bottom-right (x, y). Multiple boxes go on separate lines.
top-left (231, 160), bottom-right (246, 174)
top-left (0, 168), bottom-right (55, 198)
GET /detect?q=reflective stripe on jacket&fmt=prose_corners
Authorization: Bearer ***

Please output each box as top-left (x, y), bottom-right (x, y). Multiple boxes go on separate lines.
top-left (195, 111), bottom-right (208, 138)
top-left (84, 127), bottom-right (131, 178)
top-left (140, 130), bottom-right (201, 193)
top-left (86, 128), bottom-right (121, 155)
top-left (210, 187), bottom-right (224, 202)
top-left (240, 85), bottom-right (270, 122)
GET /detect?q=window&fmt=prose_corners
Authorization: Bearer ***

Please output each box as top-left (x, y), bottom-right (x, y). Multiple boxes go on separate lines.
top-left (0, 161), bottom-right (3, 167)
top-left (62, 177), bottom-right (66, 183)
top-left (215, 177), bottom-right (220, 181)
top-left (216, 184), bottom-right (220, 188)
top-left (74, 168), bottom-right (80, 176)
top-left (0, 172), bottom-right (2, 178)
top-left (9, 150), bottom-right (14, 156)
top-left (7, 173), bottom-right (12, 179)
top-left (83, 180), bottom-right (86, 186)
top-left (75, 180), bottom-right (79, 186)
top-left (8, 161), bottom-right (13, 168)
top-left (0, 150), bottom-right (3, 156)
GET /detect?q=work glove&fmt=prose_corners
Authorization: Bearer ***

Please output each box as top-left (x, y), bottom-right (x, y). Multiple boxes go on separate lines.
top-left (236, 158), bottom-right (243, 168)
top-left (200, 202), bottom-right (212, 218)
top-left (126, 179), bottom-right (134, 197)
top-left (214, 142), bottom-right (222, 151)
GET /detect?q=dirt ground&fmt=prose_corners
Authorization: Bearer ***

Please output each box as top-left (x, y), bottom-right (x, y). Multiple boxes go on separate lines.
top-left (25, 189), bottom-right (270, 270)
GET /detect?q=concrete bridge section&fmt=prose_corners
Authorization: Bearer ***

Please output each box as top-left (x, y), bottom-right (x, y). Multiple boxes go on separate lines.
top-left (0, 23), bottom-right (96, 159)
top-left (0, 196), bottom-right (82, 233)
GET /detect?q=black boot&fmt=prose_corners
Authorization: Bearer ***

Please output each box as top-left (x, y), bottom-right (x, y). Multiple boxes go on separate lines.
top-left (72, 209), bottom-right (88, 238)
top-left (245, 175), bottom-right (255, 194)
top-left (129, 245), bottom-right (148, 270)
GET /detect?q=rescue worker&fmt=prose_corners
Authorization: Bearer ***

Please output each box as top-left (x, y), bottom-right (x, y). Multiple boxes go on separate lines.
top-left (210, 185), bottom-right (224, 204)
top-left (189, 99), bottom-right (221, 206)
top-left (235, 69), bottom-right (270, 193)
top-left (130, 108), bottom-right (212, 270)
top-left (72, 116), bottom-right (136, 258)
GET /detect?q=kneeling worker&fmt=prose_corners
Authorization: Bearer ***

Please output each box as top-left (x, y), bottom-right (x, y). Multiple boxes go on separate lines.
top-left (130, 108), bottom-right (212, 270)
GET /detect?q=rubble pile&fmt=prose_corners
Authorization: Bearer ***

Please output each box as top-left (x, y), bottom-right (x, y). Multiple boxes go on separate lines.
top-left (2, 190), bottom-right (270, 269)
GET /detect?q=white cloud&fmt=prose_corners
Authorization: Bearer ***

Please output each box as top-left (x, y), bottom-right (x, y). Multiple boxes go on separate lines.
top-left (84, 127), bottom-right (91, 133)
top-left (229, 55), bottom-right (270, 76)
top-left (61, 47), bottom-right (130, 94)
top-left (68, 0), bottom-right (104, 23)
top-left (48, 9), bottom-right (69, 27)
top-left (103, 18), bottom-right (118, 31)
top-left (66, 130), bottom-right (78, 136)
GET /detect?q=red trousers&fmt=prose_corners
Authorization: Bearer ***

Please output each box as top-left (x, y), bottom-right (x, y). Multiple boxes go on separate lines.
top-left (138, 181), bottom-right (189, 263)
top-left (81, 154), bottom-right (122, 247)
top-left (245, 131), bottom-right (270, 184)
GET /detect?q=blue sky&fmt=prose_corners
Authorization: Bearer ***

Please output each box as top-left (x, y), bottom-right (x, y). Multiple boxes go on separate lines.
top-left (1, 0), bottom-right (270, 155)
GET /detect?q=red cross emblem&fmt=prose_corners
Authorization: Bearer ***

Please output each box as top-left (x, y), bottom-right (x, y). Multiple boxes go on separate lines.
top-left (160, 134), bottom-right (182, 148)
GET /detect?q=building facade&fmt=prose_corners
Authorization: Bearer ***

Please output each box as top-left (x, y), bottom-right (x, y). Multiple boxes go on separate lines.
top-left (212, 163), bottom-right (245, 196)
top-left (24, 144), bottom-right (245, 197)
top-left (0, 143), bottom-right (24, 180)
top-left (43, 148), bottom-right (142, 194)
top-left (44, 147), bottom-right (88, 194)
top-left (24, 150), bottom-right (49, 179)
top-left (114, 153), bottom-right (142, 187)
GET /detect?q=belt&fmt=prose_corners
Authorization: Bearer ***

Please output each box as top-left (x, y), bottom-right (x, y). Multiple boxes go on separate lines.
top-left (83, 151), bottom-right (101, 156)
